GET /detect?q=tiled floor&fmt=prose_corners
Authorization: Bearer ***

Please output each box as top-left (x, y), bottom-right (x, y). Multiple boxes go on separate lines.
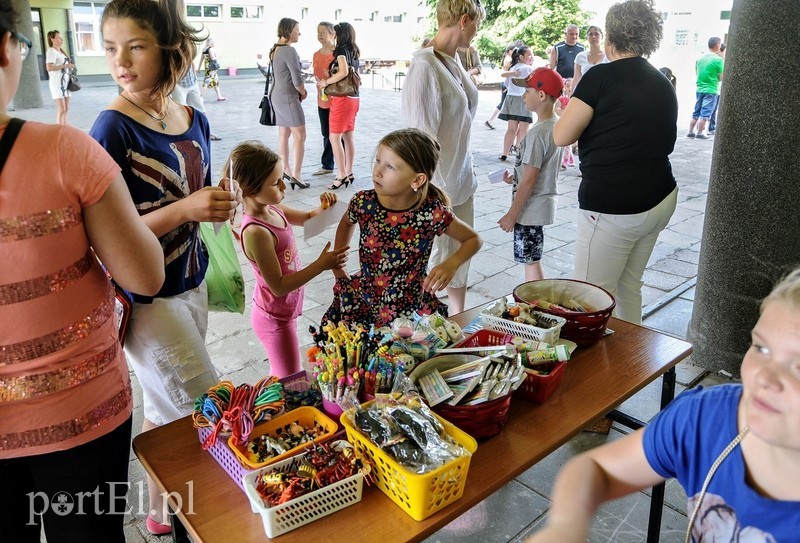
top-left (18, 75), bottom-right (729, 542)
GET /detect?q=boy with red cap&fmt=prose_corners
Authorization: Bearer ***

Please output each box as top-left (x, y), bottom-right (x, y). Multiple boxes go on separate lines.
top-left (498, 67), bottom-right (565, 281)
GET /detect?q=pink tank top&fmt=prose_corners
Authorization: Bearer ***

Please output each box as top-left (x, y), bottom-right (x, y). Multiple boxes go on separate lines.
top-left (240, 207), bottom-right (303, 320)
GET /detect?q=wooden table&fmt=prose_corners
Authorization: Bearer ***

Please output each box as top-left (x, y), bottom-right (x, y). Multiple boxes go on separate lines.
top-left (134, 307), bottom-right (692, 542)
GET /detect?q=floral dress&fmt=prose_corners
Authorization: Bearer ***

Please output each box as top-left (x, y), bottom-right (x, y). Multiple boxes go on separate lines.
top-left (202, 48), bottom-right (220, 89)
top-left (323, 190), bottom-right (454, 327)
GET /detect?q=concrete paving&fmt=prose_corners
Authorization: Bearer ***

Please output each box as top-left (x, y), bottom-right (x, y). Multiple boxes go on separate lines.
top-left (17, 74), bottom-right (731, 542)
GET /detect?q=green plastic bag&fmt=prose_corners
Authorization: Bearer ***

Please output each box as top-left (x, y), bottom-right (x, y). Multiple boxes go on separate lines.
top-left (199, 222), bottom-right (245, 313)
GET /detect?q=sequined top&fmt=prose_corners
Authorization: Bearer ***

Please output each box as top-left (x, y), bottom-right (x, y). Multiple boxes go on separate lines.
top-left (90, 108), bottom-right (211, 303)
top-left (0, 121), bottom-right (132, 458)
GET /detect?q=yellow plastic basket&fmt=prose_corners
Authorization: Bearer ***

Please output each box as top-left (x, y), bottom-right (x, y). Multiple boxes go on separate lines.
top-left (229, 406), bottom-right (338, 469)
top-left (340, 404), bottom-right (478, 521)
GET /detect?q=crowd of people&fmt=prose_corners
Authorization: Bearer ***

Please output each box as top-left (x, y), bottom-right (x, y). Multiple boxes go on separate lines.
top-left (7, 0), bottom-right (789, 541)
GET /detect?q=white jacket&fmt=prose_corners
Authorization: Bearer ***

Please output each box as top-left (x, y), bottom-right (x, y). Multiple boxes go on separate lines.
top-left (401, 47), bottom-right (478, 207)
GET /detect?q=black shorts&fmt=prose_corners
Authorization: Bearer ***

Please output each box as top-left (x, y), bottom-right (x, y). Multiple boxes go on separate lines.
top-left (513, 224), bottom-right (544, 263)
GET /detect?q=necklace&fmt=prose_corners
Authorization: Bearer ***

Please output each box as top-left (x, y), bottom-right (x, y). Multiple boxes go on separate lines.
top-left (121, 94), bottom-right (168, 129)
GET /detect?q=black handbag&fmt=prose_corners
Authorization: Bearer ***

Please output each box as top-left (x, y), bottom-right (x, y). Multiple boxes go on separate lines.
top-left (325, 51), bottom-right (361, 98)
top-left (259, 52), bottom-right (276, 126)
top-left (66, 72), bottom-right (81, 92)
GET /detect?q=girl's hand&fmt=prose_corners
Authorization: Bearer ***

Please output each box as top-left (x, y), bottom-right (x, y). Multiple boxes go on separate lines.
top-left (503, 170), bottom-right (514, 184)
top-left (316, 242), bottom-right (349, 271)
top-left (423, 262), bottom-right (457, 293)
top-left (319, 192), bottom-right (337, 209)
top-left (497, 212), bottom-right (516, 233)
top-left (183, 186), bottom-right (236, 222)
top-left (219, 177), bottom-right (243, 205)
top-left (316, 78), bottom-right (327, 89)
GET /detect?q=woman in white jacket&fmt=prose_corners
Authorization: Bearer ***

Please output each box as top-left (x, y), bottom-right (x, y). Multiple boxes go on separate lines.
top-left (401, 0), bottom-right (484, 314)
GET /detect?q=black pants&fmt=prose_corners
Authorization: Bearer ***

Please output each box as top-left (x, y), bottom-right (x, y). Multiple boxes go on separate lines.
top-left (0, 416), bottom-right (132, 543)
top-left (318, 106), bottom-right (335, 170)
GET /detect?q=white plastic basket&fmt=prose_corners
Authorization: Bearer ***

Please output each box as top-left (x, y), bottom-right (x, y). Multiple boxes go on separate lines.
top-left (481, 311), bottom-right (566, 344)
top-left (242, 447), bottom-right (364, 538)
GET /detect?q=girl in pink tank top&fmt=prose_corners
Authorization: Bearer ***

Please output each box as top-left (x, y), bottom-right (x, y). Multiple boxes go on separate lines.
top-left (226, 142), bottom-right (348, 377)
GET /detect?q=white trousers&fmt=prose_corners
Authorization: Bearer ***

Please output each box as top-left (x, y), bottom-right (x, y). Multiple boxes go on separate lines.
top-left (573, 187), bottom-right (678, 324)
top-left (124, 283), bottom-right (218, 425)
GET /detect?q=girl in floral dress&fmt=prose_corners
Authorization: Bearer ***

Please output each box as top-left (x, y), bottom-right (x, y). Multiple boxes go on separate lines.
top-left (323, 128), bottom-right (482, 326)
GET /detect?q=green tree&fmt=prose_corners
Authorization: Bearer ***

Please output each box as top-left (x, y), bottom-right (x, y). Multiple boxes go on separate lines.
top-left (424, 0), bottom-right (592, 64)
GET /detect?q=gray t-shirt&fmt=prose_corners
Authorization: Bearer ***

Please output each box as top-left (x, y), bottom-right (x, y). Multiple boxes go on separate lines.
top-left (512, 117), bottom-right (562, 225)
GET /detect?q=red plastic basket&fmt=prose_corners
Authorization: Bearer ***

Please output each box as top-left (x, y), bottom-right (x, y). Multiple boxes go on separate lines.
top-left (412, 330), bottom-right (517, 440)
top-left (432, 395), bottom-right (512, 439)
top-left (513, 279), bottom-right (615, 346)
top-left (453, 329), bottom-right (514, 350)
top-left (516, 361), bottom-right (566, 404)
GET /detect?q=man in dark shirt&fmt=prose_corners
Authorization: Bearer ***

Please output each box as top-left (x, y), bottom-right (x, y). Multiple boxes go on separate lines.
top-left (549, 24), bottom-right (585, 79)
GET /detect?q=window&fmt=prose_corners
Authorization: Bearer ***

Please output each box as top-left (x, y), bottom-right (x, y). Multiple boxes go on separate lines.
top-left (674, 29), bottom-right (689, 46)
top-left (186, 3), bottom-right (222, 20)
top-left (720, 10), bottom-right (731, 20)
top-left (230, 5), bottom-right (263, 19)
top-left (73, 1), bottom-right (107, 55)
top-left (301, 7), bottom-right (309, 19)
top-left (384, 14), bottom-right (403, 23)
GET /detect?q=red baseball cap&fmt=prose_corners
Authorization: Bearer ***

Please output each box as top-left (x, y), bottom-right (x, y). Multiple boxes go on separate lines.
top-left (512, 67), bottom-right (564, 98)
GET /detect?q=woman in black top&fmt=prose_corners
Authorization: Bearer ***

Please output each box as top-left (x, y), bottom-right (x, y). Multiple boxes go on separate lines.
top-left (554, 0), bottom-right (678, 324)
top-left (316, 22), bottom-right (360, 189)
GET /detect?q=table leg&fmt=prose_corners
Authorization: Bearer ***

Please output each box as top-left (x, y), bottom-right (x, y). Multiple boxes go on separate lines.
top-left (170, 509), bottom-right (191, 543)
top-left (645, 367), bottom-right (677, 543)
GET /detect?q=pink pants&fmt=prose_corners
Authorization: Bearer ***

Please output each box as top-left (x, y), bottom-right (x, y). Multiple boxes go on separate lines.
top-left (251, 308), bottom-right (300, 378)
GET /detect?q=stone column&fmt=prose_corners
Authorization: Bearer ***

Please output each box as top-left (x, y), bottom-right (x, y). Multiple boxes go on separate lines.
top-left (688, 0), bottom-right (800, 375)
top-left (12, 0), bottom-right (44, 109)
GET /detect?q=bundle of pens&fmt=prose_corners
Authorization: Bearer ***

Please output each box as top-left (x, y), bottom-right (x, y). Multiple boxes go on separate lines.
top-left (308, 321), bottom-right (419, 403)
top-left (193, 376), bottom-right (285, 449)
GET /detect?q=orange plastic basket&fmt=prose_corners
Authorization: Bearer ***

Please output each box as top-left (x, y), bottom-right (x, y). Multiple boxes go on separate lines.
top-left (228, 406), bottom-right (338, 469)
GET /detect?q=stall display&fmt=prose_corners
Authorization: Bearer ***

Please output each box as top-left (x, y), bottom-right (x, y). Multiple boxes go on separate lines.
top-left (242, 440), bottom-right (372, 537)
top-left (513, 279), bottom-right (616, 345)
top-left (481, 299), bottom-right (567, 343)
top-left (341, 391), bottom-right (477, 521)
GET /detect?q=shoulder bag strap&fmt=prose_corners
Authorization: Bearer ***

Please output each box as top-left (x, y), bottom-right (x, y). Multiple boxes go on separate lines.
top-left (0, 118), bottom-right (25, 175)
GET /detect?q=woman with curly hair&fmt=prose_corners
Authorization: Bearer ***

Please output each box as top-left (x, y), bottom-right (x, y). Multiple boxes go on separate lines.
top-left (554, 0), bottom-right (678, 324)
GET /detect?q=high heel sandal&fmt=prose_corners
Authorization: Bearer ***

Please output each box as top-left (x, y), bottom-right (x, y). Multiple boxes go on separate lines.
top-left (328, 177), bottom-right (350, 190)
top-left (289, 176), bottom-right (310, 190)
top-left (347, 173), bottom-right (355, 184)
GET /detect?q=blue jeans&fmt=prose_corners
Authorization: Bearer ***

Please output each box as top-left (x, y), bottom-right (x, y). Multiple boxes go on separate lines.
top-left (692, 92), bottom-right (719, 120)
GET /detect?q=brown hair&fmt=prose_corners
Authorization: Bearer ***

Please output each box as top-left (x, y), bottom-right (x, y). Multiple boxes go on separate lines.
top-left (377, 128), bottom-right (450, 209)
top-left (605, 0), bottom-right (662, 58)
top-left (101, 0), bottom-right (204, 98)
top-left (46, 29), bottom-right (60, 47)
top-left (223, 141), bottom-right (281, 198)
top-left (277, 17), bottom-right (298, 40)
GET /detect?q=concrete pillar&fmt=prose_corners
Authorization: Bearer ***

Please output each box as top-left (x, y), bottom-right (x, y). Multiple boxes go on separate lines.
top-left (689, 0), bottom-right (800, 376)
top-left (13, 0), bottom-right (44, 109)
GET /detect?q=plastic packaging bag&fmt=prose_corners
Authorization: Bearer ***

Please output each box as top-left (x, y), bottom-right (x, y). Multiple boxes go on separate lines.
top-left (199, 222), bottom-right (245, 313)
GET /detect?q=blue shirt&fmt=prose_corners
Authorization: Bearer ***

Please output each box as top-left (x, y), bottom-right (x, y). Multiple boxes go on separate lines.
top-left (90, 108), bottom-right (211, 303)
top-left (644, 384), bottom-right (800, 542)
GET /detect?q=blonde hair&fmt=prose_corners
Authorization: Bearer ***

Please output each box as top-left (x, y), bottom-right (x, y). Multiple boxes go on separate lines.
top-left (377, 129), bottom-right (450, 209)
top-left (761, 267), bottom-right (800, 313)
top-left (436, 0), bottom-right (485, 28)
top-left (223, 141), bottom-right (280, 198)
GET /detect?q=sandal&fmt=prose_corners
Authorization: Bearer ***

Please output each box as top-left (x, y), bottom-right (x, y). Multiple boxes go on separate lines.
top-left (328, 177), bottom-right (351, 190)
